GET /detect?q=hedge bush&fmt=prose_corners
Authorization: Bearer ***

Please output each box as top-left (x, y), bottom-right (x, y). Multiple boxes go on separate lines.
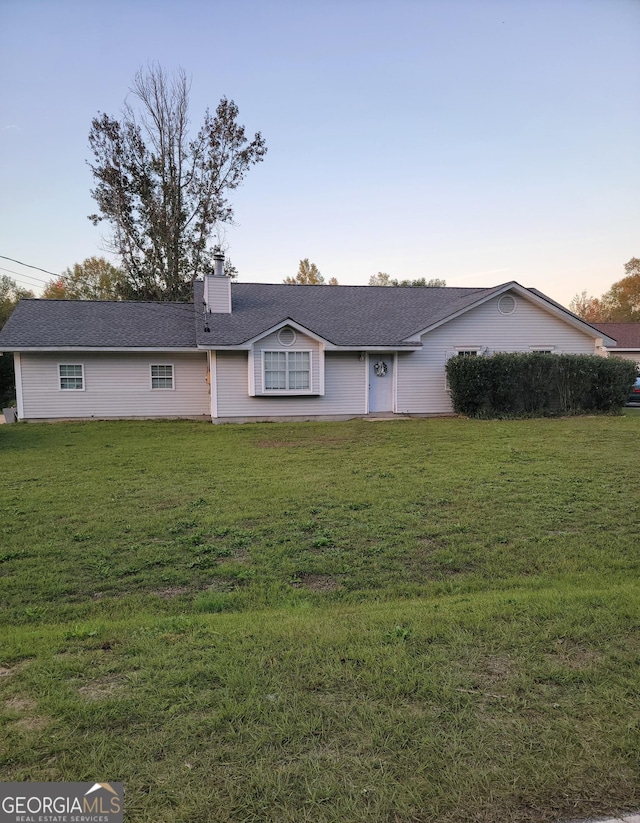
top-left (446, 353), bottom-right (637, 418)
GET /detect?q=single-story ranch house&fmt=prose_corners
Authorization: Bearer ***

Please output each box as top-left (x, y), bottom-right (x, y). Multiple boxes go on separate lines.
top-left (0, 266), bottom-right (618, 423)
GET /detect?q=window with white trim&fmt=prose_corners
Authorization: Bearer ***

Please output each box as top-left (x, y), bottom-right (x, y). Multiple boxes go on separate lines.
top-left (264, 350), bottom-right (310, 391)
top-left (457, 350), bottom-right (478, 357)
top-left (59, 364), bottom-right (84, 390)
top-left (151, 364), bottom-right (174, 389)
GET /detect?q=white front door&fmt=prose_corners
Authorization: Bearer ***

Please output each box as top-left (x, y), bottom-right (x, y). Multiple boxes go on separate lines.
top-left (368, 354), bottom-right (394, 412)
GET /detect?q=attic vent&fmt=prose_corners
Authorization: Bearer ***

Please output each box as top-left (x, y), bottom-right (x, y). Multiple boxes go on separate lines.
top-left (278, 327), bottom-right (296, 346)
top-left (498, 295), bottom-right (517, 315)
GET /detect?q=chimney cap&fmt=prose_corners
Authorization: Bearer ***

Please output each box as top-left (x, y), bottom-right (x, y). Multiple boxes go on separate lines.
top-left (212, 246), bottom-right (225, 277)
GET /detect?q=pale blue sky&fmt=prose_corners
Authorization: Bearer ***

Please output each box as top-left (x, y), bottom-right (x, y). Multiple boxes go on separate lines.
top-left (1, 0), bottom-right (638, 306)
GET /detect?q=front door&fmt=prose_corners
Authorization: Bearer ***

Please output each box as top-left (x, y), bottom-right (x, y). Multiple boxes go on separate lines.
top-left (368, 354), bottom-right (394, 412)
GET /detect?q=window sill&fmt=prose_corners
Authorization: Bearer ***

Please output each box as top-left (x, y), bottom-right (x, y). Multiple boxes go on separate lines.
top-left (258, 390), bottom-right (319, 397)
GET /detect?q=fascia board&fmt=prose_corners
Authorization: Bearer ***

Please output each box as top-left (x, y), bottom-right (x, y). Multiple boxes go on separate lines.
top-left (327, 344), bottom-right (423, 351)
top-left (198, 343), bottom-right (423, 352)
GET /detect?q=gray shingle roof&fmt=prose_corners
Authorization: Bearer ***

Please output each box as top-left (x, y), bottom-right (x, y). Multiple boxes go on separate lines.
top-left (0, 299), bottom-right (196, 348)
top-left (194, 281), bottom-right (502, 347)
top-left (1, 280), bottom-right (577, 351)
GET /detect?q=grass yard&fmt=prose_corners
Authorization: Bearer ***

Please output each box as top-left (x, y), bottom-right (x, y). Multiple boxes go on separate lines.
top-left (1, 413), bottom-right (639, 822)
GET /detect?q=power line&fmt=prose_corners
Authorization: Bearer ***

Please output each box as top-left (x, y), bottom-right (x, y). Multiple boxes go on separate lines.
top-left (0, 266), bottom-right (50, 286)
top-left (0, 255), bottom-right (60, 278)
top-left (0, 254), bottom-right (206, 317)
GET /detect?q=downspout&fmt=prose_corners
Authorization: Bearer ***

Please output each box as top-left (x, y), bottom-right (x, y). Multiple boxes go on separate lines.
top-left (14, 352), bottom-right (24, 420)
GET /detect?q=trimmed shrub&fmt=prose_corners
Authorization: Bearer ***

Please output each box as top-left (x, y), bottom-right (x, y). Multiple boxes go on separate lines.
top-left (446, 353), bottom-right (636, 418)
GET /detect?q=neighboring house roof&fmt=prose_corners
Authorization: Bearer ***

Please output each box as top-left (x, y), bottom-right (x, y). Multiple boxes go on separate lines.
top-left (194, 281), bottom-right (503, 347)
top-left (592, 323), bottom-right (640, 350)
top-left (0, 298), bottom-right (197, 349)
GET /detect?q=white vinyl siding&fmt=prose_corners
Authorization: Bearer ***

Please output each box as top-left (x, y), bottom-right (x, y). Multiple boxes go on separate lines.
top-left (59, 363), bottom-right (84, 390)
top-left (396, 292), bottom-right (601, 415)
top-left (19, 352), bottom-right (209, 419)
top-left (214, 351), bottom-right (366, 419)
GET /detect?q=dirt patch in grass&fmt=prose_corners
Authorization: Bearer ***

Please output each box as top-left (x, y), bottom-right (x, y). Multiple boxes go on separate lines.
top-left (291, 573), bottom-right (342, 592)
top-left (256, 437), bottom-right (349, 448)
top-left (546, 646), bottom-right (604, 670)
top-left (13, 715), bottom-right (50, 732)
top-left (0, 661), bottom-right (30, 679)
top-left (5, 696), bottom-right (38, 713)
top-left (155, 585), bottom-right (193, 599)
top-left (255, 440), bottom-right (303, 448)
top-left (481, 655), bottom-right (514, 681)
top-left (78, 674), bottom-right (125, 701)
top-left (5, 696), bottom-right (51, 733)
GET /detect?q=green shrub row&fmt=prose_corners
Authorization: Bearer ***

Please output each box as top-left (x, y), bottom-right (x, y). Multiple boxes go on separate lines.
top-left (445, 352), bottom-right (637, 418)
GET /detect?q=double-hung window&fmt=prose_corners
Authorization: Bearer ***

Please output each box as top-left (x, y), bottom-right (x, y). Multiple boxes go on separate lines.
top-left (59, 364), bottom-right (84, 390)
top-left (264, 351), bottom-right (310, 392)
top-left (151, 364), bottom-right (174, 389)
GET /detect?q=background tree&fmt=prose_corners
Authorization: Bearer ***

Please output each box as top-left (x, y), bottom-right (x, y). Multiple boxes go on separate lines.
top-left (604, 257), bottom-right (640, 321)
top-left (88, 64), bottom-right (266, 301)
top-left (42, 257), bottom-right (124, 300)
top-left (223, 257), bottom-right (239, 280)
top-left (568, 290), bottom-right (608, 323)
top-left (0, 275), bottom-right (33, 406)
top-left (284, 259), bottom-right (338, 285)
top-left (369, 272), bottom-right (393, 286)
top-left (569, 258), bottom-right (640, 323)
top-left (368, 273), bottom-right (446, 287)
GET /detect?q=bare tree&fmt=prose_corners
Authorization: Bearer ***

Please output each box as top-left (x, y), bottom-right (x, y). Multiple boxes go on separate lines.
top-left (88, 65), bottom-right (266, 301)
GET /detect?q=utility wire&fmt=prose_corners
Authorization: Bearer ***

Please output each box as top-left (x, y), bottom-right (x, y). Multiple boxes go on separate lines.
top-left (1, 254), bottom-right (207, 320)
top-left (0, 265), bottom-right (50, 286)
top-left (0, 255), bottom-right (60, 278)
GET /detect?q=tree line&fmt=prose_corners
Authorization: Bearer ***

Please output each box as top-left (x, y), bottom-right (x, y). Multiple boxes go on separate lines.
top-left (570, 258), bottom-right (640, 323)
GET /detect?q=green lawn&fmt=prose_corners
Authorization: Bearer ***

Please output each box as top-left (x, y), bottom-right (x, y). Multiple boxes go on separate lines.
top-left (1, 414), bottom-right (639, 822)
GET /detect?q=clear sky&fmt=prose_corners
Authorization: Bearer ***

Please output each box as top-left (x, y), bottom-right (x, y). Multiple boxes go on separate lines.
top-left (1, 0), bottom-right (638, 306)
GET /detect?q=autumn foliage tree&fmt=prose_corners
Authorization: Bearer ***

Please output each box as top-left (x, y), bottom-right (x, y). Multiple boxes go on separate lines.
top-left (42, 257), bottom-right (124, 300)
top-left (569, 258), bottom-right (640, 322)
top-left (88, 65), bottom-right (266, 301)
